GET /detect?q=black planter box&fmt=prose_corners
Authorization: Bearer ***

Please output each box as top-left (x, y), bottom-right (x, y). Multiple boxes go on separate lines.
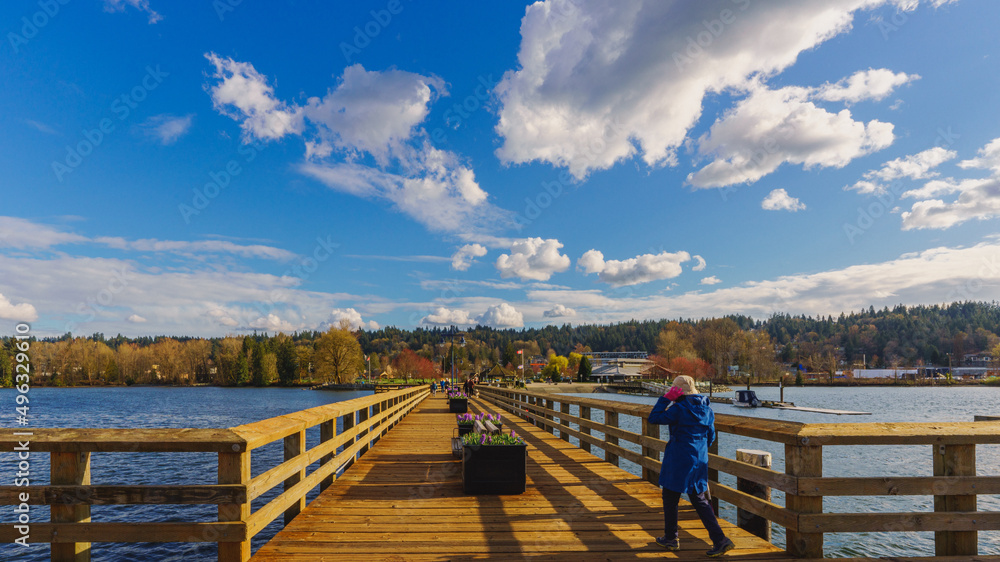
top-left (457, 423), bottom-right (474, 436)
top-left (449, 398), bottom-right (468, 413)
top-left (462, 444), bottom-right (527, 494)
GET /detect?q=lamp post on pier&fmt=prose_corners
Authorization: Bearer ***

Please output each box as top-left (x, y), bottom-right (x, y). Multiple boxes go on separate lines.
top-left (441, 327), bottom-right (465, 389)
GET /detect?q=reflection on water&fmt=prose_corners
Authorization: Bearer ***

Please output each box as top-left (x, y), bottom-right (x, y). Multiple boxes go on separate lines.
top-left (558, 385), bottom-right (1000, 557)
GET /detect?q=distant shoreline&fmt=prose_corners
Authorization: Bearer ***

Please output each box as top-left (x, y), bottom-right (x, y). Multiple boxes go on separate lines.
top-left (5, 379), bottom-right (992, 391)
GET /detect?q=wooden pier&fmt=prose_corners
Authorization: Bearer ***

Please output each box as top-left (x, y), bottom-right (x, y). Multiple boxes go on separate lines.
top-left (5, 384), bottom-right (1000, 560)
top-left (251, 395), bottom-right (786, 561)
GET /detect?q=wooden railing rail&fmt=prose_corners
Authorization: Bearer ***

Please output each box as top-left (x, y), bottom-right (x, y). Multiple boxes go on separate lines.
top-left (478, 386), bottom-right (1000, 558)
top-left (0, 384), bottom-right (428, 562)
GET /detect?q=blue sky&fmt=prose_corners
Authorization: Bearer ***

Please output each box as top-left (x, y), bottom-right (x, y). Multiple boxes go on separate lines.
top-left (3, 0), bottom-right (1000, 337)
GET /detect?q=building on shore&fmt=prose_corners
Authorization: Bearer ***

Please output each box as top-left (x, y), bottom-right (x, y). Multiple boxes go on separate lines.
top-left (585, 352), bottom-right (655, 382)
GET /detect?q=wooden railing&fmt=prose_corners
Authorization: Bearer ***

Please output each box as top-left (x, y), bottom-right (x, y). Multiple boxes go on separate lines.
top-left (0, 385), bottom-right (428, 561)
top-left (477, 386), bottom-right (1000, 558)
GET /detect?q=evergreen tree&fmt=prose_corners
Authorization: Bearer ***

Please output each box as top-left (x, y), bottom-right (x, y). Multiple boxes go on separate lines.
top-left (234, 352), bottom-right (250, 386)
top-left (502, 342), bottom-right (516, 367)
top-left (578, 356), bottom-right (592, 382)
top-left (0, 343), bottom-right (12, 387)
top-left (276, 339), bottom-right (298, 386)
top-left (250, 340), bottom-right (267, 386)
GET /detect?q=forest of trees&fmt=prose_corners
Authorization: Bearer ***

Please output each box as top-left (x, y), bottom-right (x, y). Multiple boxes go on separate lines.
top-left (2, 301), bottom-right (1000, 387)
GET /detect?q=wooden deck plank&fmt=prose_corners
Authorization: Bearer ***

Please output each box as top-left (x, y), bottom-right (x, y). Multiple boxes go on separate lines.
top-left (251, 395), bottom-right (789, 561)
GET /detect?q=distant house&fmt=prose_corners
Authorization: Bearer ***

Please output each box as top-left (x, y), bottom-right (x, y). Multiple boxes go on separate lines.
top-left (964, 353), bottom-right (993, 367)
top-left (588, 352), bottom-right (656, 381)
top-left (640, 363), bottom-right (677, 379)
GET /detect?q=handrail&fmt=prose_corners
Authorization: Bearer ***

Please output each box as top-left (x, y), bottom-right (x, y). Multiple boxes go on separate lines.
top-left (477, 386), bottom-right (1000, 558)
top-left (0, 384), bottom-right (429, 562)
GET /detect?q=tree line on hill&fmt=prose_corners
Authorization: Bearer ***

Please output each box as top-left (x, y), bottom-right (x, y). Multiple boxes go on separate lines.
top-left (2, 301), bottom-right (998, 387)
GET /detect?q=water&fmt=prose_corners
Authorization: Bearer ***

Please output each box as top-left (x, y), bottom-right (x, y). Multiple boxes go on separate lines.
top-left (0, 387), bottom-right (370, 562)
top-left (3, 386), bottom-right (999, 559)
top-left (556, 386), bottom-right (1000, 557)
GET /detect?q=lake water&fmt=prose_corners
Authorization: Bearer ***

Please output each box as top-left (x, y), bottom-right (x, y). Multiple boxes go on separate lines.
top-left (560, 385), bottom-right (1000, 558)
top-left (1, 385), bottom-right (998, 559)
top-left (0, 387), bottom-right (370, 562)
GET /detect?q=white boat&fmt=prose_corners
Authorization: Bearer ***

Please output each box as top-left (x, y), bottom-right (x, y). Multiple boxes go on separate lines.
top-left (732, 390), bottom-right (762, 408)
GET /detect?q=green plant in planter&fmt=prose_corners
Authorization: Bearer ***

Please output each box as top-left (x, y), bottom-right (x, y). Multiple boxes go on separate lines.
top-left (448, 391), bottom-right (469, 413)
top-left (461, 431), bottom-right (527, 494)
top-left (461, 431), bottom-right (525, 446)
top-left (457, 413), bottom-right (475, 425)
top-left (480, 412), bottom-right (502, 427)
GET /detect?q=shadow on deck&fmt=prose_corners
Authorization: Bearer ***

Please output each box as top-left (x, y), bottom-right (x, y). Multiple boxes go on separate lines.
top-left (250, 395), bottom-right (790, 561)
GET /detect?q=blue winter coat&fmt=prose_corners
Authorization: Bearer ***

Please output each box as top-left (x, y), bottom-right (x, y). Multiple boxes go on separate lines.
top-left (648, 394), bottom-right (716, 495)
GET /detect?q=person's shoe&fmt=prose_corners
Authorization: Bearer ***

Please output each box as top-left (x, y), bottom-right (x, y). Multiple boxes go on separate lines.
top-left (706, 537), bottom-right (735, 557)
top-left (654, 536), bottom-right (679, 550)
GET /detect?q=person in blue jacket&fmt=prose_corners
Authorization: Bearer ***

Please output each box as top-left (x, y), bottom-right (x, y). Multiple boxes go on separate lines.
top-left (648, 375), bottom-right (735, 557)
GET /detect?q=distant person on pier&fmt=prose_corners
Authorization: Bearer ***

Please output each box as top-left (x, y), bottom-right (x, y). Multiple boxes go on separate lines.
top-left (430, 381), bottom-right (437, 396)
top-left (648, 375), bottom-right (735, 557)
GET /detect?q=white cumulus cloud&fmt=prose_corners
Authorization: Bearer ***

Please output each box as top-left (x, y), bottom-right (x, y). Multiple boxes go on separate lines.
top-left (475, 303), bottom-right (524, 328)
top-left (0, 294), bottom-right (37, 321)
top-left (901, 177), bottom-right (1000, 230)
top-left (959, 137), bottom-right (1000, 174)
top-left (250, 313), bottom-right (301, 333)
top-left (207, 56), bottom-right (505, 235)
top-left (451, 244), bottom-right (488, 271)
top-left (543, 304), bottom-right (576, 318)
top-left (495, 238), bottom-right (571, 281)
top-left (495, 0), bottom-right (907, 181)
top-left (327, 308), bottom-right (379, 331)
top-left (700, 276), bottom-right (722, 285)
top-left (846, 146), bottom-right (957, 194)
top-left (127, 314), bottom-right (147, 323)
top-left (421, 307), bottom-right (474, 326)
top-left (689, 82), bottom-right (895, 188)
top-left (205, 53), bottom-right (304, 141)
top-left (691, 255), bottom-right (707, 272)
top-left (813, 68), bottom-right (919, 103)
top-left (578, 249), bottom-right (690, 287)
top-left (762, 189), bottom-right (806, 211)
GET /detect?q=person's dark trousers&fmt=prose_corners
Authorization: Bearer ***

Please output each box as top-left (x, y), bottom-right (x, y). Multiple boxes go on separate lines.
top-left (661, 488), bottom-right (726, 545)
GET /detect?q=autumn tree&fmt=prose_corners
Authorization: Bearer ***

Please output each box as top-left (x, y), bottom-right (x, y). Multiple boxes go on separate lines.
top-left (315, 326), bottom-right (363, 383)
top-left (540, 354), bottom-right (569, 382)
top-left (656, 322), bottom-right (696, 364)
top-left (393, 348), bottom-right (437, 381)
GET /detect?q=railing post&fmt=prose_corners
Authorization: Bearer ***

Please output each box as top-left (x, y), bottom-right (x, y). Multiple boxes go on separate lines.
top-left (736, 449), bottom-right (772, 542)
top-left (358, 406), bottom-right (371, 456)
top-left (580, 406), bottom-right (592, 453)
top-left (218, 451), bottom-right (250, 562)
top-left (785, 443), bottom-right (823, 558)
top-left (560, 401), bottom-right (571, 442)
top-left (544, 398), bottom-right (554, 434)
top-left (342, 410), bottom-right (356, 471)
top-left (641, 417), bottom-right (659, 485)
top-left (605, 411), bottom-right (619, 467)
top-left (934, 444), bottom-right (977, 556)
top-left (283, 429), bottom-right (306, 525)
top-left (320, 418), bottom-right (335, 490)
top-left (50, 452), bottom-right (91, 562)
top-left (708, 431), bottom-right (719, 514)
top-left (371, 400), bottom-right (382, 444)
